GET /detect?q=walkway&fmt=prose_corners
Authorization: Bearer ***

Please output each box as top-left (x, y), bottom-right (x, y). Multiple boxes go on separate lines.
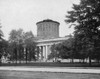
top-left (0, 66), bottom-right (100, 74)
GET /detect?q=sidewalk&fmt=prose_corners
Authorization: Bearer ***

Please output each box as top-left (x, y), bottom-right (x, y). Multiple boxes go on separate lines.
top-left (0, 66), bottom-right (100, 74)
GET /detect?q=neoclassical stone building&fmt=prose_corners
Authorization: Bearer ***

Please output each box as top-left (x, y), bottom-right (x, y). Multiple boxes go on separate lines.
top-left (35, 19), bottom-right (69, 61)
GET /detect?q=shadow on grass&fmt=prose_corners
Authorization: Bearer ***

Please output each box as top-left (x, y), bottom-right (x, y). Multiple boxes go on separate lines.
top-left (0, 62), bottom-right (100, 67)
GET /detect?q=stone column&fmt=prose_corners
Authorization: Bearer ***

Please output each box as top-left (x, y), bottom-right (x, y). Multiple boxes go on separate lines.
top-left (43, 46), bottom-right (46, 61)
top-left (49, 45), bottom-right (51, 54)
top-left (39, 46), bottom-right (41, 61)
top-left (36, 46), bottom-right (39, 61)
top-left (46, 45), bottom-right (48, 60)
top-left (41, 46), bottom-right (43, 60)
top-left (48, 45), bottom-right (51, 55)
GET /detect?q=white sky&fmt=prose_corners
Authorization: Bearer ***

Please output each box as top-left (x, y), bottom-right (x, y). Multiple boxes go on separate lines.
top-left (0, 0), bottom-right (80, 40)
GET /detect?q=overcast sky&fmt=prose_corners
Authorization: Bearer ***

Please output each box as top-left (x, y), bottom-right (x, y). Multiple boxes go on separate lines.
top-left (0, 0), bottom-right (80, 40)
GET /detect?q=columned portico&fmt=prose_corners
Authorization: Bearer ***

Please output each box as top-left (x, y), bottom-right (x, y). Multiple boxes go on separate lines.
top-left (36, 37), bottom-right (69, 62)
top-left (37, 44), bottom-right (52, 61)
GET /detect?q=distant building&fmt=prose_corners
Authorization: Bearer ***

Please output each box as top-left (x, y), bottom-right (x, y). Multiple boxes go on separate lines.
top-left (35, 19), bottom-right (69, 61)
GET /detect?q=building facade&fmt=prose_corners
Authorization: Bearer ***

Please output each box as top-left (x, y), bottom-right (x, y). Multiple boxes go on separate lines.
top-left (35, 19), bottom-right (69, 61)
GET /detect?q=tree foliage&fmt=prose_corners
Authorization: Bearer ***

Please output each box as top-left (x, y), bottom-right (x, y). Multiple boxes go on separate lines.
top-left (48, 37), bottom-right (75, 60)
top-left (8, 29), bottom-right (36, 62)
top-left (48, 44), bottom-right (58, 60)
top-left (0, 25), bottom-right (6, 60)
top-left (0, 39), bottom-right (9, 59)
top-left (23, 31), bottom-right (36, 61)
top-left (0, 25), bottom-right (3, 39)
top-left (65, 0), bottom-right (100, 62)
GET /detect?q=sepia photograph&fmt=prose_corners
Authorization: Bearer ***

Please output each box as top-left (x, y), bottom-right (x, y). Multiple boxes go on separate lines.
top-left (0, 0), bottom-right (100, 79)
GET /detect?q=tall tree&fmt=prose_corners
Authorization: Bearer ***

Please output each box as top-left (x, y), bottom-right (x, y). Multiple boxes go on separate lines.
top-left (0, 25), bottom-right (4, 61)
top-left (65, 0), bottom-right (100, 64)
top-left (48, 37), bottom-right (75, 62)
top-left (9, 29), bottom-right (24, 63)
top-left (62, 37), bottom-right (76, 62)
top-left (9, 29), bottom-right (36, 63)
top-left (23, 31), bottom-right (36, 62)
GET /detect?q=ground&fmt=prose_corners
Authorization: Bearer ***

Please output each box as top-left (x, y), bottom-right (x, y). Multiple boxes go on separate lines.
top-left (0, 70), bottom-right (100, 79)
top-left (1, 62), bottom-right (100, 67)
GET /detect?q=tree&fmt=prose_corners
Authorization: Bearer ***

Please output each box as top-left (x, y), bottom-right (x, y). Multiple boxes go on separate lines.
top-left (0, 25), bottom-right (10, 64)
top-left (9, 29), bottom-right (36, 63)
top-left (48, 37), bottom-right (75, 62)
top-left (65, 0), bottom-right (100, 64)
top-left (8, 41), bottom-right (17, 62)
top-left (0, 25), bottom-right (4, 61)
top-left (9, 29), bottom-right (24, 63)
top-left (48, 44), bottom-right (59, 62)
top-left (0, 25), bottom-right (3, 39)
top-left (23, 31), bottom-right (36, 62)
top-left (0, 39), bottom-right (9, 60)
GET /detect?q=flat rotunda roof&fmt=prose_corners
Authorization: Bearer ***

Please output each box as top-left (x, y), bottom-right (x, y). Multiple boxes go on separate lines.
top-left (36, 19), bottom-right (60, 25)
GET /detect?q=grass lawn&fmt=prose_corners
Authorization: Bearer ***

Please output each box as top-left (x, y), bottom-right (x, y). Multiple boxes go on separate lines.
top-left (0, 70), bottom-right (100, 79)
top-left (1, 62), bottom-right (100, 67)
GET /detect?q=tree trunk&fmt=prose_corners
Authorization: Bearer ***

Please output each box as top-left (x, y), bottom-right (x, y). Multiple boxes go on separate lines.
top-left (15, 48), bottom-right (17, 64)
top-left (89, 57), bottom-right (91, 66)
top-left (19, 50), bottom-right (21, 64)
top-left (26, 48), bottom-right (27, 64)
top-left (71, 58), bottom-right (74, 63)
top-left (29, 49), bottom-right (31, 62)
top-left (16, 55), bottom-right (17, 64)
top-left (0, 58), bottom-right (1, 66)
top-left (82, 59), bottom-right (85, 63)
